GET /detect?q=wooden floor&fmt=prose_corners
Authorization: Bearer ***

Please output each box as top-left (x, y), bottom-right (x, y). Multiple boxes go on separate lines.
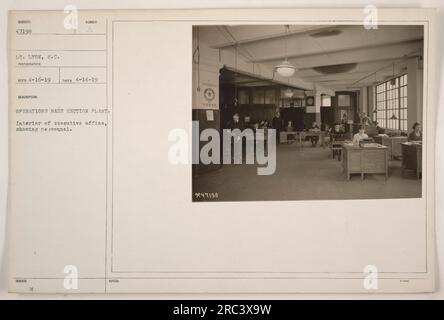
top-left (192, 143), bottom-right (422, 201)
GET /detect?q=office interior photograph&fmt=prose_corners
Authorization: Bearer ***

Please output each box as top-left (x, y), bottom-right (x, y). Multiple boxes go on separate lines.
top-left (192, 24), bottom-right (424, 201)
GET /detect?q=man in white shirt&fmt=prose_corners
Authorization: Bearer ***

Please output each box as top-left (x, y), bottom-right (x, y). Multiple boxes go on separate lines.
top-left (352, 125), bottom-right (369, 145)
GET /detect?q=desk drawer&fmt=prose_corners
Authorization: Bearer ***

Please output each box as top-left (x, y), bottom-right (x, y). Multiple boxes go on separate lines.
top-left (348, 150), bottom-right (361, 171)
top-left (363, 150), bottom-right (386, 173)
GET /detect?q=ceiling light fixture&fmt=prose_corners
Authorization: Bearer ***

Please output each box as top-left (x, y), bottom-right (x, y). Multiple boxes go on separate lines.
top-left (274, 25), bottom-right (297, 78)
top-left (233, 45), bottom-right (239, 107)
top-left (284, 78), bottom-right (294, 98)
top-left (193, 26), bottom-right (201, 92)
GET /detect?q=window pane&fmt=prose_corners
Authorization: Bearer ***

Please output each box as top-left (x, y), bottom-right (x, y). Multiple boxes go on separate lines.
top-left (322, 95), bottom-right (331, 106)
top-left (253, 88), bottom-right (265, 104)
top-left (338, 95), bottom-right (351, 107)
top-left (375, 74), bottom-right (409, 130)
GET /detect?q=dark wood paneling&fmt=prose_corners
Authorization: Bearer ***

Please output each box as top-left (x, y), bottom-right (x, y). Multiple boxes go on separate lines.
top-left (321, 107), bottom-right (335, 128)
top-left (333, 91), bottom-right (359, 129)
top-left (304, 113), bottom-right (316, 129)
top-left (280, 107), bottom-right (305, 131)
top-left (221, 105), bottom-right (277, 129)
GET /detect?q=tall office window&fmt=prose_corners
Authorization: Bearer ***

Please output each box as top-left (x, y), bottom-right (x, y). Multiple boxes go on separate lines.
top-left (375, 74), bottom-right (408, 130)
top-left (399, 74), bottom-right (408, 131)
top-left (376, 82), bottom-right (387, 128)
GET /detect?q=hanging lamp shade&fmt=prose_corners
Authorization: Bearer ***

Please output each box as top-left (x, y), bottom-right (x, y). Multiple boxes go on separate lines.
top-left (274, 25), bottom-right (297, 78)
top-left (275, 59), bottom-right (296, 77)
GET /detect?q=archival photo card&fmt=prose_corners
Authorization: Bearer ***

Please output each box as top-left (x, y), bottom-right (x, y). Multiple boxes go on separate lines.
top-left (192, 24), bottom-right (425, 202)
top-left (7, 8), bottom-right (436, 294)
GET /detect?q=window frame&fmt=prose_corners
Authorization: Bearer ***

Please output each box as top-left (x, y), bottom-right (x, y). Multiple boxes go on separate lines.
top-left (374, 74), bottom-right (408, 131)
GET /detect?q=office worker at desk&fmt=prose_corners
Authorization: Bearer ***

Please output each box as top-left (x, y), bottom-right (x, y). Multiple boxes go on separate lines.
top-left (226, 113), bottom-right (244, 131)
top-left (308, 121), bottom-right (321, 147)
top-left (352, 125), bottom-right (369, 145)
top-left (408, 122), bottom-right (422, 141)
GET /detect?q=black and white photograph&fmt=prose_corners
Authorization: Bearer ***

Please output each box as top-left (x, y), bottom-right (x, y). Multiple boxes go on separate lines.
top-left (192, 24), bottom-right (425, 201)
top-left (2, 5), bottom-right (439, 297)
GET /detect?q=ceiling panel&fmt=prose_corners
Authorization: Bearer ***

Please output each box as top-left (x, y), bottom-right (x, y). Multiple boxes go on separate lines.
top-left (198, 24), bottom-right (424, 91)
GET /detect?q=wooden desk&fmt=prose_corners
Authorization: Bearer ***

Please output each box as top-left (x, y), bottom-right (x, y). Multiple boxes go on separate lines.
top-left (373, 136), bottom-right (408, 159)
top-left (401, 142), bottom-right (422, 179)
top-left (280, 131), bottom-right (298, 144)
top-left (299, 131), bottom-right (325, 147)
top-left (342, 144), bottom-right (389, 180)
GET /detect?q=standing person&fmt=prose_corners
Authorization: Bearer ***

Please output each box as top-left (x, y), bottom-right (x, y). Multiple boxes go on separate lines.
top-left (341, 113), bottom-right (349, 134)
top-left (271, 111), bottom-right (284, 144)
top-left (341, 113), bottom-right (348, 124)
top-left (408, 122), bottom-right (422, 141)
top-left (322, 124), bottom-right (331, 147)
top-left (225, 113), bottom-right (245, 163)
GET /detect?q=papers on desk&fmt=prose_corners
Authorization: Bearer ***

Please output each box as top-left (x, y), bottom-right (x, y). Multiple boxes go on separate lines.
top-left (361, 143), bottom-right (383, 148)
top-left (343, 142), bottom-right (384, 148)
top-left (404, 141), bottom-right (422, 146)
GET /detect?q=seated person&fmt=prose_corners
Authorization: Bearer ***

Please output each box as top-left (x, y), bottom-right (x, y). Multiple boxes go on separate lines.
top-left (286, 120), bottom-right (294, 132)
top-left (352, 125), bottom-right (369, 145)
top-left (373, 121), bottom-right (385, 134)
top-left (261, 120), bottom-right (269, 129)
top-left (333, 123), bottom-right (344, 133)
top-left (226, 113), bottom-right (244, 130)
top-left (408, 122), bottom-right (422, 142)
top-left (285, 121), bottom-right (295, 143)
top-left (244, 116), bottom-right (252, 130)
top-left (336, 123), bottom-right (346, 133)
top-left (324, 124), bottom-right (332, 132)
top-left (322, 124), bottom-right (331, 146)
top-left (308, 122), bottom-right (320, 147)
top-left (330, 124), bottom-right (346, 141)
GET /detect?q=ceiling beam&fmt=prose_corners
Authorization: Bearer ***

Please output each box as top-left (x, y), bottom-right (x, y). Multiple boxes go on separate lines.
top-left (250, 38), bottom-right (423, 63)
top-left (349, 54), bottom-right (418, 87)
top-left (300, 71), bottom-right (372, 80)
top-left (222, 66), bottom-right (306, 90)
top-left (210, 25), bottom-right (334, 49)
top-left (294, 56), bottom-right (416, 71)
